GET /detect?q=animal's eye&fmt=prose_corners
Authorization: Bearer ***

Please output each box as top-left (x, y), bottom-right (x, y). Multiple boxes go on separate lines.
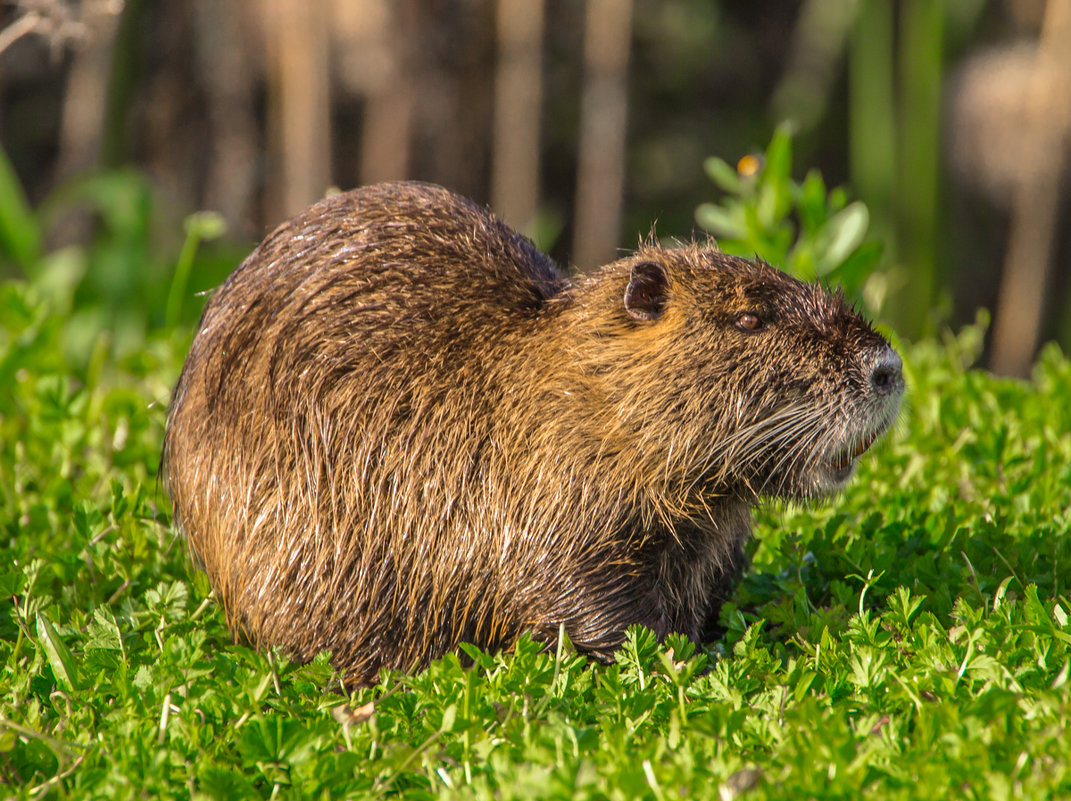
top-left (736, 313), bottom-right (764, 332)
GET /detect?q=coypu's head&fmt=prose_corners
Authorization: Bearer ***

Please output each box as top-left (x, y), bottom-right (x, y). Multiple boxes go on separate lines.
top-left (573, 245), bottom-right (904, 505)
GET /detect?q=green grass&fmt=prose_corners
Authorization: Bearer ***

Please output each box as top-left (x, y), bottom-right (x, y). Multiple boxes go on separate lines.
top-left (3, 267), bottom-right (1071, 799)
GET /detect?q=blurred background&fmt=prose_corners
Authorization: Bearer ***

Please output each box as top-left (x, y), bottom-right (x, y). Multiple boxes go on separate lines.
top-left (1, 0), bottom-right (1069, 375)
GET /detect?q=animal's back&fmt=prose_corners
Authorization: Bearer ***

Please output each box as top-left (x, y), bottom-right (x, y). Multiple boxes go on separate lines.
top-left (183, 182), bottom-right (564, 390)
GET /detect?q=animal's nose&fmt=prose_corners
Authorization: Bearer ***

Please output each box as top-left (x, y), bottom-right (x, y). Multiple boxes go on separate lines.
top-left (869, 346), bottom-right (904, 395)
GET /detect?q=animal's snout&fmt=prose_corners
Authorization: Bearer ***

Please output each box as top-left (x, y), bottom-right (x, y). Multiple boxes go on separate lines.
top-left (868, 346), bottom-right (904, 396)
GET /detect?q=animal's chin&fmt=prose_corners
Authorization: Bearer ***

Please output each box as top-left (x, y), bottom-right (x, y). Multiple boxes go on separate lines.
top-left (821, 427), bottom-right (882, 488)
top-left (811, 421), bottom-right (893, 496)
top-left (810, 456), bottom-right (859, 496)
top-left (763, 424), bottom-right (888, 501)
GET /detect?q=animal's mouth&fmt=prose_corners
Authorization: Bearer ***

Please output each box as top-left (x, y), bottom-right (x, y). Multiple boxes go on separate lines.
top-left (829, 428), bottom-right (881, 473)
top-left (816, 416), bottom-right (895, 492)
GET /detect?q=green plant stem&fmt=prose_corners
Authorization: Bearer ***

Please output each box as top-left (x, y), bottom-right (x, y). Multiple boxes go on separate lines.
top-left (0, 143), bottom-right (41, 268)
top-left (897, 0), bottom-right (943, 339)
top-left (849, 0), bottom-right (895, 247)
top-left (165, 229), bottom-right (201, 330)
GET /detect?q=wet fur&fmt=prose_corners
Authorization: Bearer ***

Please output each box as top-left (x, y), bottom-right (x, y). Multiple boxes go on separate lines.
top-left (164, 182), bottom-right (898, 684)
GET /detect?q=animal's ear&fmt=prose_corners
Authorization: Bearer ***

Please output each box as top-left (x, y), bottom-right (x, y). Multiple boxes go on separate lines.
top-left (624, 261), bottom-right (668, 321)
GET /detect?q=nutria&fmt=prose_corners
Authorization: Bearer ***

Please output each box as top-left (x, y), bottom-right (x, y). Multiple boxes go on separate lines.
top-left (164, 181), bottom-right (903, 685)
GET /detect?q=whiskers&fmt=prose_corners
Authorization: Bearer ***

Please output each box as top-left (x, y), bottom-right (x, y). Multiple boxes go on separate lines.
top-left (684, 397), bottom-right (847, 501)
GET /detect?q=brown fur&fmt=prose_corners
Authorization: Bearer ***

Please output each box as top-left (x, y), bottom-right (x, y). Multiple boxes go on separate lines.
top-left (164, 181), bottom-right (903, 684)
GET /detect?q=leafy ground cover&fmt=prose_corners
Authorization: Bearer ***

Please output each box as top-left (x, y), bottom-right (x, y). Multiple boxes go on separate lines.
top-left (3, 267), bottom-right (1071, 800)
top-left (2, 130), bottom-right (1070, 799)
